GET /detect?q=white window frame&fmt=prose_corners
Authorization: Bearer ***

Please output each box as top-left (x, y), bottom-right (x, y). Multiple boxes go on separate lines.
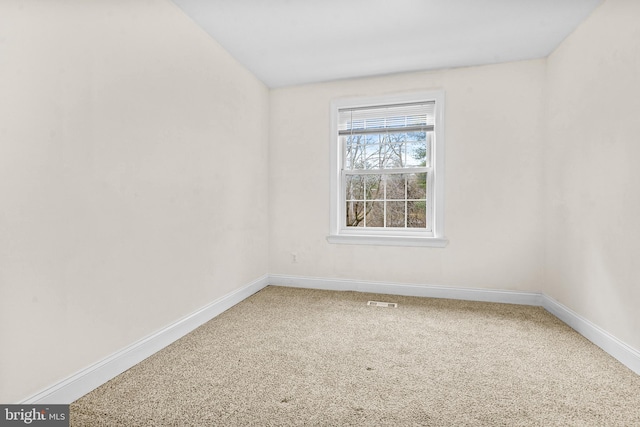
top-left (327, 90), bottom-right (447, 247)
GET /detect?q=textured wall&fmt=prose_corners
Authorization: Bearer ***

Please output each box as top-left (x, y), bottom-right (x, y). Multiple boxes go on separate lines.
top-left (269, 60), bottom-right (546, 291)
top-left (0, 0), bottom-right (269, 402)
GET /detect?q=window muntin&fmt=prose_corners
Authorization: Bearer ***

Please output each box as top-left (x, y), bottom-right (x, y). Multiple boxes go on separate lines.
top-left (329, 91), bottom-right (446, 246)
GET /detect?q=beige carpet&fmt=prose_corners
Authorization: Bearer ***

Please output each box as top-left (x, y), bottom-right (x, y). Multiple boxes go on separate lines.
top-left (71, 286), bottom-right (640, 426)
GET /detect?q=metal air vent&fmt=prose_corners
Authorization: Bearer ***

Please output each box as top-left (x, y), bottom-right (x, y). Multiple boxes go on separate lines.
top-left (367, 301), bottom-right (398, 308)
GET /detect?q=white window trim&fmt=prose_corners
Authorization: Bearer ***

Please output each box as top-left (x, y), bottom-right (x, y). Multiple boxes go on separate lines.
top-left (327, 90), bottom-right (447, 248)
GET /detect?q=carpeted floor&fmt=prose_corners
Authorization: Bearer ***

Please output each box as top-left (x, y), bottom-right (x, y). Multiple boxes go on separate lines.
top-left (71, 286), bottom-right (640, 426)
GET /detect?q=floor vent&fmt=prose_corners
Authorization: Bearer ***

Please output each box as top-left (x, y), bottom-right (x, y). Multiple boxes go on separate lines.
top-left (367, 301), bottom-right (398, 308)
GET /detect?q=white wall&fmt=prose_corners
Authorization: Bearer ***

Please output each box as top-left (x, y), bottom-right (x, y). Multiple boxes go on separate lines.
top-left (0, 0), bottom-right (269, 403)
top-left (269, 60), bottom-right (546, 291)
top-left (545, 0), bottom-right (640, 350)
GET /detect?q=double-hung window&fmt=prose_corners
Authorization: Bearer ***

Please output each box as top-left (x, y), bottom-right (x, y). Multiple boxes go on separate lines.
top-left (328, 91), bottom-right (447, 247)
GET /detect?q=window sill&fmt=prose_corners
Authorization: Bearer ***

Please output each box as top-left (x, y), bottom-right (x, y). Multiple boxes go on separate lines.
top-left (326, 234), bottom-right (449, 248)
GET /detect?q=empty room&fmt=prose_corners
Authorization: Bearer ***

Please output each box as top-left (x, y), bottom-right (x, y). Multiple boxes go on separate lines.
top-left (1, 0), bottom-right (639, 425)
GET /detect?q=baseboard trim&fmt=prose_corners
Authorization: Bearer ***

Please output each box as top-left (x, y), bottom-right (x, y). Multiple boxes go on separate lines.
top-left (270, 274), bottom-right (640, 376)
top-left (22, 273), bottom-right (640, 404)
top-left (542, 294), bottom-right (640, 375)
top-left (22, 275), bottom-right (270, 404)
top-left (268, 274), bottom-right (543, 306)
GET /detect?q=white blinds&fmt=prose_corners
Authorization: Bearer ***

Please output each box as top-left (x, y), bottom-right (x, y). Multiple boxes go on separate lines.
top-left (338, 101), bottom-right (435, 135)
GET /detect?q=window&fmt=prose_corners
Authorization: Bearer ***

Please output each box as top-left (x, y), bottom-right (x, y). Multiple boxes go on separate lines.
top-left (328, 91), bottom-right (447, 247)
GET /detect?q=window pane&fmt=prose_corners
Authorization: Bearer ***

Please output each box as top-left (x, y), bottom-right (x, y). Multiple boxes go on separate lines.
top-left (363, 134), bottom-right (386, 169)
top-left (368, 143), bottom-right (381, 169)
top-left (405, 145), bottom-right (424, 167)
top-left (407, 173), bottom-right (427, 200)
top-left (365, 174), bottom-right (383, 200)
top-left (385, 174), bottom-right (406, 199)
top-left (345, 174), bottom-right (364, 200)
top-left (346, 201), bottom-right (365, 227)
top-left (364, 143), bottom-right (382, 169)
top-left (366, 201), bottom-right (384, 227)
top-left (402, 130), bottom-right (427, 167)
top-left (382, 141), bottom-right (405, 168)
top-left (379, 139), bottom-right (393, 169)
top-left (426, 132), bottom-right (433, 167)
top-left (386, 201), bottom-right (406, 228)
top-left (407, 201), bottom-right (427, 228)
top-left (405, 130), bottom-right (427, 142)
top-left (345, 138), bottom-right (365, 170)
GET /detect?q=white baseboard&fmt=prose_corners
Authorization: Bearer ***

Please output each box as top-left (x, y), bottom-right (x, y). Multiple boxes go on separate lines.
top-left (270, 274), bottom-right (640, 376)
top-left (22, 275), bottom-right (270, 405)
top-left (269, 274), bottom-right (543, 306)
top-left (542, 294), bottom-right (640, 375)
top-left (21, 273), bottom-right (640, 404)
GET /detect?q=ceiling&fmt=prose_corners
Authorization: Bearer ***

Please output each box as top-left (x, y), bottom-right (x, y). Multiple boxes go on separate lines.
top-left (171, 0), bottom-right (602, 88)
